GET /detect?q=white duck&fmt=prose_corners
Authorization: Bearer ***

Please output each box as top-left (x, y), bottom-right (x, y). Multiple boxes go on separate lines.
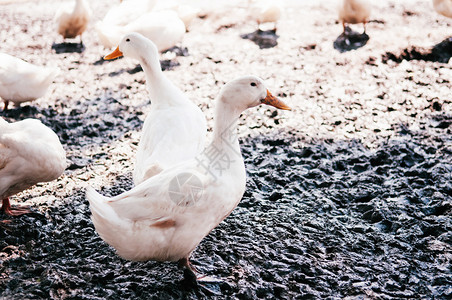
top-left (86, 75), bottom-right (291, 280)
top-left (55, 0), bottom-right (92, 44)
top-left (96, 10), bottom-right (185, 51)
top-left (100, 0), bottom-right (157, 28)
top-left (249, 0), bottom-right (282, 31)
top-left (433, 0), bottom-right (452, 18)
top-left (153, 0), bottom-right (201, 30)
top-left (0, 53), bottom-right (59, 111)
top-left (0, 118), bottom-right (66, 221)
top-left (104, 33), bottom-right (206, 185)
top-left (338, 0), bottom-right (371, 34)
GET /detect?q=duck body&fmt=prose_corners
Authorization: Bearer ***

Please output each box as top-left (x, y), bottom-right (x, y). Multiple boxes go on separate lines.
top-left (55, 0), bottom-right (91, 40)
top-left (101, 0), bottom-right (157, 28)
top-left (96, 0), bottom-right (185, 51)
top-left (87, 75), bottom-right (291, 276)
top-left (87, 152), bottom-right (246, 262)
top-left (104, 33), bottom-right (206, 185)
top-left (97, 11), bottom-right (185, 51)
top-left (153, 0), bottom-right (201, 29)
top-left (0, 118), bottom-right (66, 216)
top-left (433, 0), bottom-right (452, 18)
top-left (134, 101), bottom-right (206, 184)
top-left (338, 0), bottom-right (371, 32)
top-left (0, 53), bottom-right (59, 110)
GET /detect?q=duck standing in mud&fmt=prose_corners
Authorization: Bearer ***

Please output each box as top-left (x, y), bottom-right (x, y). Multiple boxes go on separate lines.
top-left (87, 75), bottom-right (290, 282)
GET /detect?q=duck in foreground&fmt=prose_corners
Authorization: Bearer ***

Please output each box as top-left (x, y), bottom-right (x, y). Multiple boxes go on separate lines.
top-left (0, 118), bottom-right (66, 222)
top-left (86, 75), bottom-right (291, 282)
top-left (104, 33), bottom-right (206, 185)
top-left (338, 0), bottom-right (371, 34)
top-left (0, 53), bottom-right (59, 111)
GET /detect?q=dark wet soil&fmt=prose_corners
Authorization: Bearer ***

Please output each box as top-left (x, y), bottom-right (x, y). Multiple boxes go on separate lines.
top-left (241, 29), bottom-right (279, 49)
top-left (0, 0), bottom-right (451, 299)
top-left (382, 37), bottom-right (452, 64)
top-left (51, 42), bottom-right (85, 54)
top-left (333, 27), bottom-right (369, 53)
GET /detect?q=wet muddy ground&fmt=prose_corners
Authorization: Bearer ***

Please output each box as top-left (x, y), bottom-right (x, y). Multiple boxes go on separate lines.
top-left (0, 0), bottom-right (451, 299)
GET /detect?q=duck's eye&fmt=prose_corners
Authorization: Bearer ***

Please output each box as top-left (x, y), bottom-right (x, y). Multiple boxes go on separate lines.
top-left (126, 38), bottom-right (130, 42)
top-left (250, 82), bottom-right (257, 87)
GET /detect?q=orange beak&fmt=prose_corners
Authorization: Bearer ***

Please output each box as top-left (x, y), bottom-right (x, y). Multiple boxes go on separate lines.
top-left (104, 46), bottom-right (123, 60)
top-left (262, 90), bottom-right (291, 110)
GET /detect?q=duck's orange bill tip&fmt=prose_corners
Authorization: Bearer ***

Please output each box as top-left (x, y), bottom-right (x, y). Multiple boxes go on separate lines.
top-left (263, 90), bottom-right (291, 111)
top-left (104, 46), bottom-right (123, 60)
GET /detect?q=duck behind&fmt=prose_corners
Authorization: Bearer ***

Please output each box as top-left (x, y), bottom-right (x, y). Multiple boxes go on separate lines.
top-left (103, 33), bottom-right (206, 185)
top-left (55, 0), bottom-right (91, 42)
top-left (338, 0), bottom-right (371, 33)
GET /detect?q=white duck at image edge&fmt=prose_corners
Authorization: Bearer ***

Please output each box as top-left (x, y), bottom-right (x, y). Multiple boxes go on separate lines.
top-left (338, 0), bottom-right (371, 34)
top-left (0, 118), bottom-right (66, 222)
top-left (0, 53), bottom-right (59, 111)
top-left (86, 75), bottom-right (291, 281)
top-left (104, 33), bottom-right (206, 185)
top-left (433, 0), bottom-right (452, 18)
top-left (55, 0), bottom-right (92, 43)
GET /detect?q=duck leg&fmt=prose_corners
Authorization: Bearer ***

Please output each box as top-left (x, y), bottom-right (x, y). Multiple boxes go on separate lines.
top-left (363, 21), bottom-right (367, 34)
top-left (178, 257), bottom-right (198, 284)
top-left (178, 257), bottom-right (223, 284)
top-left (1, 198), bottom-right (32, 217)
top-left (3, 100), bottom-right (9, 111)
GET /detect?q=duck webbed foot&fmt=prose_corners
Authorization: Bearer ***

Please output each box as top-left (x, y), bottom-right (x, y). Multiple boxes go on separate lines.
top-left (178, 257), bottom-right (224, 282)
top-left (1, 198), bottom-right (32, 217)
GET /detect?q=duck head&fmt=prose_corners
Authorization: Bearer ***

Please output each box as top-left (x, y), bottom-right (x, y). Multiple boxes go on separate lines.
top-left (218, 76), bottom-right (291, 112)
top-left (104, 32), bottom-right (158, 61)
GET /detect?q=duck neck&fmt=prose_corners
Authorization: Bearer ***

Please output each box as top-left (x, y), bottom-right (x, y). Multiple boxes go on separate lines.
top-left (198, 94), bottom-right (246, 183)
top-left (212, 97), bottom-right (242, 153)
top-left (138, 50), bottom-right (186, 108)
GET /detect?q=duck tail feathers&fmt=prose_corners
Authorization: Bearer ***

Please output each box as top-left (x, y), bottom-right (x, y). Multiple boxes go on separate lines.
top-left (86, 186), bottom-right (116, 221)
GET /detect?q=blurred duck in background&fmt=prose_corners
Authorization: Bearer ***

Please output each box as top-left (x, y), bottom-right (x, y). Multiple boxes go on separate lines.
top-left (0, 53), bottom-right (59, 111)
top-left (432, 0), bottom-right (452, 18)
top-left (96, 10), bottom-right (185, 51)
top-left (153, 0), bottom-right (202, 30)
top-left (0, 118), bottom-right (66, 223)
top-left (99, 0), bottom-right (157, 28)
top-left (249, 0), bottom-right (282, 31)
top-left (338, 0), bottom-right (371, 34)
top-left (55, 0), bottom-right (91, 44)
